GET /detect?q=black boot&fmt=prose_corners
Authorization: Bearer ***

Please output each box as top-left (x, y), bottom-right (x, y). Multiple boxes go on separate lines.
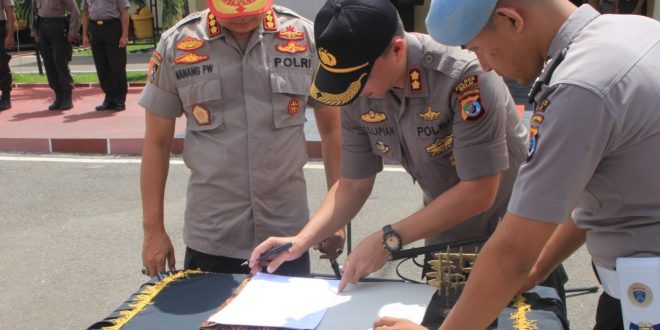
top-left (0, 95), bottom-right (10, 111)
top-left (59, 91), bottom-right (73, 110)
top-left (48, 92), bottom-right (63, 110)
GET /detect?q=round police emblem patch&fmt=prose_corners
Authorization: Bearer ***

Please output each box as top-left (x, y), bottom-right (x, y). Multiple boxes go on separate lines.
top-left (628, 282), bottom-right (653, 308)
top-left (459, 94), bottom-right (485, 121)
top-left (528, 134), bottom-right (539, 160)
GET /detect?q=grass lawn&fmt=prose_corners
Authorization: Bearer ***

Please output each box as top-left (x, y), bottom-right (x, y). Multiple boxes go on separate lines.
top-left (14, 71), bottom-right (147, 84)
top-left (73, 43), bottom-right (155, 56)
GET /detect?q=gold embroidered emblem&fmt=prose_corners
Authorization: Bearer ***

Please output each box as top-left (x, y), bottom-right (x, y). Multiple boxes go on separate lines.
top-left (192, 104), bottom-right (211, 125)
top-left (288, 97), bottom-right (300, 116)
top-left (151, 50), bottom-right (162, 64)
top-left (278, 25), bottom-right (305, 40)
top-left (530, 114), bottom-right (544, 127)
top-left (536, 98), bottom-right (551, 113)
top-left (276, 41), bottom-right (308, 54)
top-left (263, 9), bottom-right (277, 31)
top-left (209, 0), bottom-right (268, 16)
top-left (510, 295), bottom-right (538, 330)
top-left (454, 75), bottom-right (479, 94)
top-left (409, 68), bottom-right (422, 92)
top-left (207, 12), bottom-right (221, 37)
top-left (310, 73), bottom-right (367, 106)
top-left (375, 141), bottom-right (391, 154)
top-left (176, 36), bottom-right (204, 51)
top-left (318, 48), bottom-right (368, 74)
top-left (360, 109), bottom-right (387, 123)
top-left (174, 52), bottom-right (209, 65)
top-left (418, 106), bottom-right (440, 121)
top-left (425, 135), bottom-right (454, 157)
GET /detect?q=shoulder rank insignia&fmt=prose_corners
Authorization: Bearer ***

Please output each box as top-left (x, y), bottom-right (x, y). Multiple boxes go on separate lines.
top-left (536, 98), bottom-right (551, 113)
top-left (288, 97), bottom-right (300, 116)
top-left (360, 110), bottom-right (387, 123)
top-left (147, 51), bottom-right (162, 85)
top-left (454, 75), bottom-right (478, 95)
top-left (425, 135), bottom-right (454, 157)
top-left (278, 25), bottom-right (305, 40)
top-left (176, 36), bottom-right (204, 51)
top-left (418, 106), bottom-right (440, 121)
top-left (276, 41), bottom-right (308, 54)
top-left (375, 141), bottom-right (391, 154)
top-left (174, 52), bottom-right (209, 65)
top-left (530, 114), bottom-right (544, 127)
top-left (263, 9), bottom-right (278, 31)
top-left (192, 104), bottom-right (211, 125)
top-left (459, 93), bottom-right (486, 121)
top-left (207, 12), bottom-right (221, 37)
top-left (409, 68), bottom-right (423, 93)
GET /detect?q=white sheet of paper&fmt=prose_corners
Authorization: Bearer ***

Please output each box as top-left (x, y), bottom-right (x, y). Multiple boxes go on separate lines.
top-left (207, 272), bottom-right (339, 329)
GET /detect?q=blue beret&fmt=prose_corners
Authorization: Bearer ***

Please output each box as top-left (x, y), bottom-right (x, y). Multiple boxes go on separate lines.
top-left (425, 0), bottom-right (497, 46)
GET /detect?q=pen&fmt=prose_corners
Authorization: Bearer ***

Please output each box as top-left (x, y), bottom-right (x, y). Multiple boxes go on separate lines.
top-left (241, 241), bottom-right (295, 266)
top-left (330, 259), bottom-right (342, 280)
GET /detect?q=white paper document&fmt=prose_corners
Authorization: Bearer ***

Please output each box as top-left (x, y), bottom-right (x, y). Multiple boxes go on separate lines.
top-left (207, 272), bottom-right (340, 329)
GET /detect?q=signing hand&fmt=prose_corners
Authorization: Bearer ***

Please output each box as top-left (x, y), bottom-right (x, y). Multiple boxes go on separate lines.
top-left (373, 316), bottom-right (429, 330)
top-left (249, 236), bottom-right (303, 275)
top-left (338, 231), bottom-right (389, 291)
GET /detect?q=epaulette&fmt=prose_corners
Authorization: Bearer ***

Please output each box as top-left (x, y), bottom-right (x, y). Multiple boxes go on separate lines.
top-left (528, 47), bottom-right (568, 104)
top-left (272, 5), bottom-right (308, 21)
top-left (160, 11), bottom-right (204, 40)
top-left (420, 49), bottom-right (468, 80)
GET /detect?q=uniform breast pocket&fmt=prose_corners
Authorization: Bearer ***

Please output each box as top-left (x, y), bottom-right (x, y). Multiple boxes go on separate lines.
top-left (177, 78), bottom-right (223, 132)
top-left (270, 71), bottom-right (310, 129)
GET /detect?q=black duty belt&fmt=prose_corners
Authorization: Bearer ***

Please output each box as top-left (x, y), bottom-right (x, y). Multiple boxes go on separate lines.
top-left (39, 17), bottom-right (67, 24)
top-left (90, 18), bottom-right (119, 25)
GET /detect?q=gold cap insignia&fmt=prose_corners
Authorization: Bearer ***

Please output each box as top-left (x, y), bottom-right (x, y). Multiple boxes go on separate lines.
top-left (288, 97), bottom-right (300, 116)
top-left (174, 52), bottom-right (210, 65)
top-left (360, 109), bottom-right (387, 124)
top-left (409, 68), bottom-right (423, 92)
top-left (176, 36), bottom-right (204, 51)
top-left (375, 141), bottom-right (391, 154)
top-left (318, 48), bottom-right (368, 74)
top-left (192, 104), bottom-right (211, 125)
top-left (425, 135), bottom-right (454, 157)
top-left (263, 9), bottom-right (278, 31)
top-left (310, 73), bottom-right (367, 106)
top-left (275, 41), bottom-right (308, 54)
top-left (418, 106), bottom-right (440, 121)
top-left (278, 25), bottom-right (305, 41)
top-left (208, 0), bottom-right (271, 18)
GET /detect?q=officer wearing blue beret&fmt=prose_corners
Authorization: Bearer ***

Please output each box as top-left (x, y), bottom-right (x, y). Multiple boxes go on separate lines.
top-left (371, 0), bottom-right (660, 329)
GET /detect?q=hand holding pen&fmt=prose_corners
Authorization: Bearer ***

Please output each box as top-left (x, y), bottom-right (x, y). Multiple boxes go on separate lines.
top-left (247, 238), bottom-right (301, 274)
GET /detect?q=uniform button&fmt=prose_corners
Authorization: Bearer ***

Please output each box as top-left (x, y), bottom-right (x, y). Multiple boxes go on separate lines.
top-left (424, 54), bottom-right (434, 64)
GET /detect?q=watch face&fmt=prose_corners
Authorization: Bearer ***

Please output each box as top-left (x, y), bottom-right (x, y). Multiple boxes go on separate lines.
top-left (385, 234), bottom-right (401, 250)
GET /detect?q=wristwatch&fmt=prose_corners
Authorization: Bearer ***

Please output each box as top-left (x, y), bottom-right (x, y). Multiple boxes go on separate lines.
top-left (382, 224), bottom-right (402, 255)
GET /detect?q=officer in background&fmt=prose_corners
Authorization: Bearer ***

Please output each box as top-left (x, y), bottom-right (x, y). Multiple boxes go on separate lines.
top-left (81, 0), bottom-right (130, 111)
top-left (371, 0), bottom-right (660, 329)
top-left (250, 1), bottom-right (566, 327)
top-left (0, 0), bottom-right (15, 111)
top-left (31, 0), bottom-right (80, 110)
top-left (139, 0), bottom-right (344, 278)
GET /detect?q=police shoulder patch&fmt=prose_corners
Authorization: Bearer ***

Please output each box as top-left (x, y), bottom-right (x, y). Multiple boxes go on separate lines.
top-left (459, 91), bottom-right (486, 122)
top-left (454, 75), bottom-right (478, 95)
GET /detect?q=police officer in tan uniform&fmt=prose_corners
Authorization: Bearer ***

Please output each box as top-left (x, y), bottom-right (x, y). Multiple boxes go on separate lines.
top-left (81, 0), bottom-right (130, 111)
top-left (31, 0), bottom-right (80, 110)
top-left (250, 2), bottom-right (568, 327)
top-left (0, 0), bottom-right (15, 111)
top-left (139, 0), bottom-right (343, 278)
top-left (370, 1), bottom-right (660, 330)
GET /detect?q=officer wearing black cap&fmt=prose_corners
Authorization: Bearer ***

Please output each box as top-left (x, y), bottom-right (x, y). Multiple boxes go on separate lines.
top-left (250, 1), bottom-right (567, 327)
top-left (31, 0), bottom-right (80, 110)
top-left (81, 0), bottom-right (130, 111)
top-left (0, 0), bottom-right (15, 111)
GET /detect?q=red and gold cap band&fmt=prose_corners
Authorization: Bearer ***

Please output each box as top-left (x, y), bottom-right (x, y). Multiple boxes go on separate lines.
top-left (207, 0), bottom-right (272, 19)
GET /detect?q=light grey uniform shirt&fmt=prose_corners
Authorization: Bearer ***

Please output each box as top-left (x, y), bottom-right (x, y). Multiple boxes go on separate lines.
top-left (342, 33), bottom-right (528, 245)
top-left (1, 0), bottom-right (14, 21)
top-left (31, 0), bottom-right (81, 37)
top-left (139, 6), bottom-right (319, 258)
top-left (81, 0), bottom-right (129, 20)
top-left (508, 5), bottom-right (660, 269)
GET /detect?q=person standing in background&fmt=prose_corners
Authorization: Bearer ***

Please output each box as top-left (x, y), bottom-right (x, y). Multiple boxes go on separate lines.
top-left (81, 0), bottom-right (130, 111)
top-left (0, 0), bottom-right (15, 111)
top-left (31, 0), bottom-right (80, 111)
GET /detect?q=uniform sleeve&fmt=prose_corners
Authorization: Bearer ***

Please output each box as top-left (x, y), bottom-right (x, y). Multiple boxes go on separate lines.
top-left (118, 0), bottom-right (130, 9)
top-left (64, 0), bottom-right (81, 37)
top-left (508, 84), bottom-right (614, 223)
top-left (450, 65), bottom-right (511, 180)
top-left (339, 104), bottom-right (383, 179)
top-left (138, 37), bottom-right (185, 118)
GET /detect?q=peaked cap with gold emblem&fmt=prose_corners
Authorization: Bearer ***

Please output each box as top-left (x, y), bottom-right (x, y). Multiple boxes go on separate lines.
top-left (310, 0), bottom-right (399, 106)
top-left (207, 0), bottom-right (272, 19)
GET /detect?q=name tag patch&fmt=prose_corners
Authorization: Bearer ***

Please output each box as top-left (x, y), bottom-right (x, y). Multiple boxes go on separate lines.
top-left (175, 64), bottom-right (214, 80)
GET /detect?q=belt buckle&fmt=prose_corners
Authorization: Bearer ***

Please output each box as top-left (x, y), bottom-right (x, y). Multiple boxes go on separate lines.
top-left (97, 20), bottom-right (103, 25)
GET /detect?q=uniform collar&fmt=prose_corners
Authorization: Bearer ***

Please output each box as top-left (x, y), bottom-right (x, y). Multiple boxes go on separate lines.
top-left (402, 33), bottom-right (429, 98)
top-left (547, 5), bottom-right (599, 61)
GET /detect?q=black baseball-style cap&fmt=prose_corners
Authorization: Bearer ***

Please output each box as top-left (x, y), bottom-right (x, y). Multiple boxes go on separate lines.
top-left (310, 0), bottom-right (399, 106)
